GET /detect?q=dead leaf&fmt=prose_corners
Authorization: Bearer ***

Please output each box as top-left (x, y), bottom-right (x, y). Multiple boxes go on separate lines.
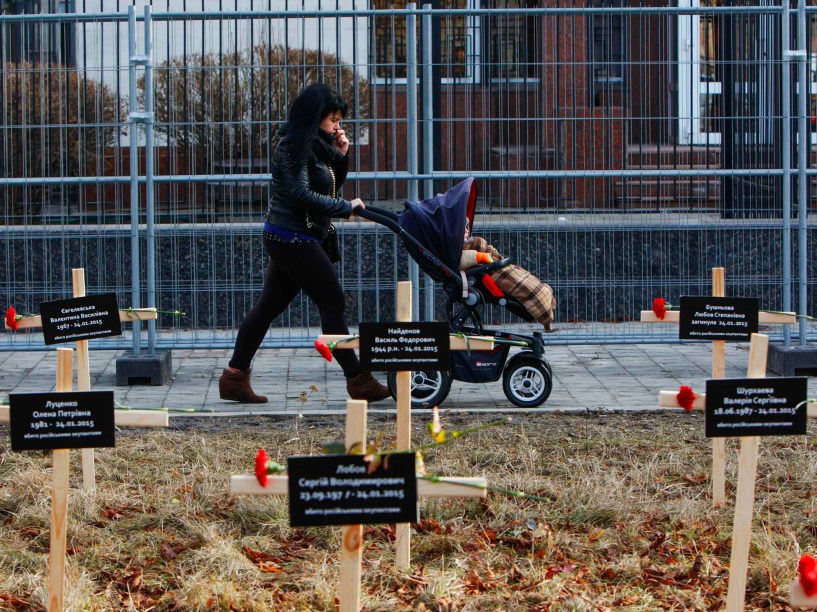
top-left (464, 570), bottom-right (488, 593)
top-left (686, 554), bottom-right (703, 582)
top-left (544, 564), bottom-right (576, 579)
top-left (416, 518), bottom-right (444, 534)
top-left (612, 595), bottom-right (640, 606)
top-left (588, 528), bottom-right (605, 543)
top-left (0, 593), bottom-right (33, 606)
top-left (764, 566), bottom-right (776, 592)
top-left (18, 527), bottom-right (43, 539)
top-left (258, 561), bottom-right (282, 573)
top-left (242, 545), bottom-right (279, 564)
top-left (160, 542), bottom-right (176, 561)
top-left (124, 569), bottom-right (142, 590)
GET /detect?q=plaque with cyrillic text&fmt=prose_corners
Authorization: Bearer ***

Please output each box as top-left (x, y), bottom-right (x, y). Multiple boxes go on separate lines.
top-left (40, 293), bottom-right (121, 345)
top-left (705, 377), bottom-right (807, 438)
top-left (359, 322), bottom-right (450, 371)
top-left (9, 391), bottom-right (116, 451)
top-left (679, 296), bottom-right (759, 341)
top-left (288, 452), bottom-right (418, 527)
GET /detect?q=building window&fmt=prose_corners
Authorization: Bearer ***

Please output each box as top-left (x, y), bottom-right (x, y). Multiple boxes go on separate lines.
top-left (589, 0), bottom-right (625, 103)
top-left (372, 0), bottom-right (479, 84)
top-left (487, 0), bottom-right (540, 81)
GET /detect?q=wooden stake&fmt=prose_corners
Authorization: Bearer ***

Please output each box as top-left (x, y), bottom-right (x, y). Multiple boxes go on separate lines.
top-left (712, 267), bottom-right (727, 507)
top-left (725, 333), bottom-right (767, 612)
top-left (339, 399), bottom-right (367, 612)
top-left (395, 281), bottom-right (412, 571)
top-left (72, 268), bottom-right (96, 492)
top-left (48, 347), bottom-right (73, 612)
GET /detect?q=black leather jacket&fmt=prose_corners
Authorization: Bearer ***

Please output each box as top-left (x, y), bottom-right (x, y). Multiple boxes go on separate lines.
top-left (265, 134), bottom-right (353, 240)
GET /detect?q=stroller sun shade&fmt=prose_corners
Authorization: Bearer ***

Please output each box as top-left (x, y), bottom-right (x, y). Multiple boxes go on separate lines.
top-left (397, 178), bottom-right (477, 281)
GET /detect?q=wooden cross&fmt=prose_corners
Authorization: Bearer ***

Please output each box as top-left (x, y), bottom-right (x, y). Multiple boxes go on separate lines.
top-left (642, 267), bottom-right (796, 507)
top-left (660, 334), bottom-right (807, 611)
top-left (317, 280), bottom-right (494, 570)
top-left (3, 348), bottom-right (167, 611)
top-left (5, 268), bottom-right (163, 491)
top-left (230, 398), bottom-right (487, 612)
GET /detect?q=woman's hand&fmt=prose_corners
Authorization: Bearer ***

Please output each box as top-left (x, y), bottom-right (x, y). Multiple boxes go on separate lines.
top-left (350, 198), bottom-right (366, 216)
top-left (333, 128), bottom-right (350, 155)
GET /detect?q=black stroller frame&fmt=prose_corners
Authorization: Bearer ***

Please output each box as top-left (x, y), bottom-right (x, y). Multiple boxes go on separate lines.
top-left (355, 179), bottom-right (553, 408)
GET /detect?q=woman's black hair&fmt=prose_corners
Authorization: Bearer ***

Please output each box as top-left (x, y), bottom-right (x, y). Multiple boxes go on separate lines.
top-left (277, 83), bottom-right (348, 165)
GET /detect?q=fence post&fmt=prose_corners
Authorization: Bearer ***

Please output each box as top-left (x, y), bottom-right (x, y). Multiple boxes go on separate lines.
top-left (407, 2), bottom-right (420, 321)
top-left (796, 0), bottom-right (809, 345)
top-left (781, 0), bottom-right (793, 348)
top-left (770, 0), bottom-right (817, 374)
top-left (421, 2), bottom-right (436, 321)
top-left (116, 5), bottom-right (171, 386)
top-left (127, 5), bottom-right (142, 357)
top-left (143, 5), bottom-right (157, 357)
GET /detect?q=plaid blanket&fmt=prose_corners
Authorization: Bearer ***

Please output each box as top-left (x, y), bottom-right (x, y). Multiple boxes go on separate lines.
top-left (461, 236), bottom-right (557, 331)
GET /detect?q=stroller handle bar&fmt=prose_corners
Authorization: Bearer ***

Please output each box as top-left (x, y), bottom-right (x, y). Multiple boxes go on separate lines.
top-left (352, 204), bottom-right (464, 288)
top-left (358, 204), bottom-right (399, 222)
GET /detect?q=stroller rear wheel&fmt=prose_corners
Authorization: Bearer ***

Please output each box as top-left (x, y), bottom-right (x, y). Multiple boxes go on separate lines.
top-left (387, 370), bottom-right (452, 408)
top-left (502, 355), bottom-right (552, 408)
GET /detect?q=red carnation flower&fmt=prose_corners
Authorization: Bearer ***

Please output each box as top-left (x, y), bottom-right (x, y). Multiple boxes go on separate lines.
top-left (800, 554), bottom-right (817, 596)
top-left (676, 385), bottom-right (697, 412)
top-left (314, 341), bottom-right (334, 362)
top-left (255, 449), bottom-right (269, 487)
top-left (653, 298), bottom-right (667, 320)
top-left (5, 306), bottom-right (19, 331)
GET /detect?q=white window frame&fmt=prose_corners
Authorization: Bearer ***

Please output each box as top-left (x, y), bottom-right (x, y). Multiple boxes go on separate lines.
top-left (677, 0), bottom-right (721, 146)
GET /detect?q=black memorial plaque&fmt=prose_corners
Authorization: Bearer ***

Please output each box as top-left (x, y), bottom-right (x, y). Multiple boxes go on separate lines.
top-left (679, 296), bottom-right (759, 341)
top-left (288, 452), bottom-right (418, 527)
top-left (705, 377), bottom-right (807, 438)
top-left (40, 293), bottom-right (121, 345)
top-left (9, 390), bottom-right (116, 451)
top-left (359, 322), bottom-right (450, 372)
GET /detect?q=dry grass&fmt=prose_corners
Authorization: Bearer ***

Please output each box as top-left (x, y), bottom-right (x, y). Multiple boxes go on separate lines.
top-left (1, 411), bottom-right (816, 611)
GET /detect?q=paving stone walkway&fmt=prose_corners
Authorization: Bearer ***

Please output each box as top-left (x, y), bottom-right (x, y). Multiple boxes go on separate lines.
top-left (2, 342), bottom-right (813, 417)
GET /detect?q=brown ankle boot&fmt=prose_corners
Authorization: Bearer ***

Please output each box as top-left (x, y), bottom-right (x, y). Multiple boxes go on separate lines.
top-left (219, 368), bottom-right (268, 403)
top-left (346, 371), bottom-right (392, 402)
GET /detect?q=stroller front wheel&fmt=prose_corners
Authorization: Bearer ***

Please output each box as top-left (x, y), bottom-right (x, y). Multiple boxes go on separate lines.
top-left (502, 356), bottom-right (553, 408)
top-left (387, 370), bottom-right (452, 408)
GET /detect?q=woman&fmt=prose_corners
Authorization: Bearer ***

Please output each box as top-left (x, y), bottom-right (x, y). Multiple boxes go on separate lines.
top-left (219, 83), bottom-right (390, 404)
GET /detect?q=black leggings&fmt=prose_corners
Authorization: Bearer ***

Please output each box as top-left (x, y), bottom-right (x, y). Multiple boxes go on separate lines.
top-left (229, 236), bottom-right (360, 377)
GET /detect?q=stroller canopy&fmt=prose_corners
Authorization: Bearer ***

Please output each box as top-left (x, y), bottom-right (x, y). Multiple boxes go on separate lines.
top-left (397, 178), bottom-right (477, 280)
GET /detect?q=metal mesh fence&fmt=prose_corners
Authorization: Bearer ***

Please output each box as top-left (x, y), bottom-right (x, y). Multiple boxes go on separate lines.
top-left (0, 0), bottom-right (814, 350)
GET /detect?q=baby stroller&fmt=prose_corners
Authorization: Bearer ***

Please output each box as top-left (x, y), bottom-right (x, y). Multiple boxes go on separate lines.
top-left (356, 178), bottom-right (553, 408)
